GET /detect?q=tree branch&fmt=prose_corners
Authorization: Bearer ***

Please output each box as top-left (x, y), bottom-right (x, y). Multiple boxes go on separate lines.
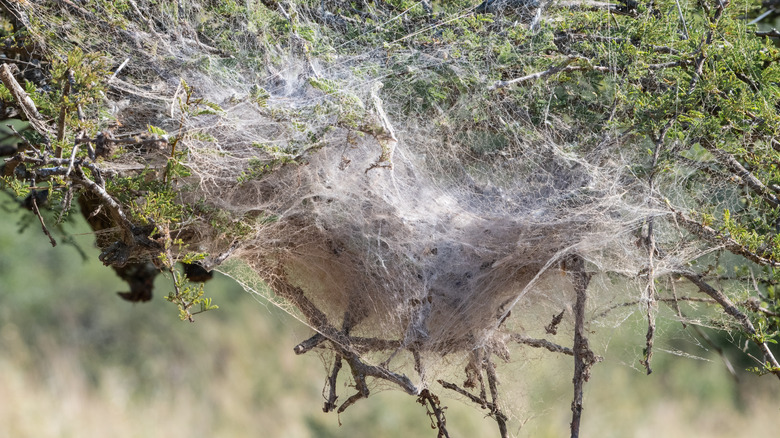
top-left (671, 208), bottom-right (780, 267)
top-left (489, 57), bottom-right (612, 90)
top-left (680, 271), bottom-right (780, 379)
top-left (701, 142), bottom-right (780, 208)
top-left (0, 63), bottom-right (51, 143)
top-left (568, 253), bottom-right (597, 438)
top-left (512, 334), bottom-right (574, 355)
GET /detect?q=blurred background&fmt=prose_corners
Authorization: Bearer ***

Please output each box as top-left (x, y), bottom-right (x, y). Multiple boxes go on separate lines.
top-left (0, 201), bottom-right (777, 437)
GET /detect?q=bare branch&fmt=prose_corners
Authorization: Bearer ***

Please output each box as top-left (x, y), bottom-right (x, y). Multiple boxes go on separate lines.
top-left (680, 271), bottom-right (780, 379)
top-left (0, 63), bottom-right (51, 143)
top-left (30, 191), bottom-right (56, 247)
top-left (489, 58), bottom-right (611, 90)
top-left (417, 389), bottom-right (450, 438)
top-left (485, 358), bottom-right (507, 438)
top-left (512, 334), bottom-right (574, 355)
top-left (568, 254), bottom-right (599, 438)
top-left (323, 354), bottom-right (342, 413)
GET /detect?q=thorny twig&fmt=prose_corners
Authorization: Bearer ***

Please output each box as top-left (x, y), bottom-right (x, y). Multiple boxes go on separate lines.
top-left (444, 348), bottom-right (509, 438)
top-left (512, 334), bottom-right (574, 355)
top-left (417, 389), bottom-right (450, 438)
top-left (439, 376), bottom-right (508, 430)
top-left (546, 309), bottom-right (565, 335)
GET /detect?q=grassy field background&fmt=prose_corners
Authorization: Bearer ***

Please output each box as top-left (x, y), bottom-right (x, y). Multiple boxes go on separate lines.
top-left (0, 202), bottom-right (777, 437)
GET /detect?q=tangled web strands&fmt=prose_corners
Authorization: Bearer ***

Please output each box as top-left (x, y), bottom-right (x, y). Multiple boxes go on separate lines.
top-left (12, 0), bottom-right (748, 417)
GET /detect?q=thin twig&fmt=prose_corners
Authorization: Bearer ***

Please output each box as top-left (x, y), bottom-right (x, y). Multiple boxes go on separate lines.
top-left (201, 241), bottom-right (239, 271)
top-left (438, 379), bottom-right (490, 407)
top-left (681, 271), bottom-right (780, 379)
top-left (512, 334), bottom-right (574, 355)
top-left (489, 58), bottom-right (611, 90)
top-left (748, 9), bottom-right (776, 26)
top-left (6, 124), bottom-right (35, 154)
top-left (323, 354), bottom-right (342, 412)
top-left (30, 191), bottom-right (56, 247)
top-left (594, 296), bottom-right (717, 320)
top-left (417, 389), bottom-right (450, 438)
top-left (485, 357), bottom-right (507, 438)
top-left (673, 0), bottom-right (690, 39)
top-left (56, 183), bottom-right (73, 225)
top-left (108, 58), bottom-right (130, 83)
top-left (438, 377), bottom-right (507, 427)
top-left (687, 320), bottom-right (739, 381)
top-left (64, 139), bottom-right (80, 179)
top-left (555, 32), bottom-right (682, 55)
top-left (56, 69), bottom-right (72, 156)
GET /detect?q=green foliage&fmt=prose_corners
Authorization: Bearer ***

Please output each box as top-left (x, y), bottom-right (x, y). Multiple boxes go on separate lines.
top-left (0, 176), bottom-right (30, 198)
top-left (236, 157), bottom-right (275, 184)
top-left (308, 77), bottom-right (366, 128)
top-left (50, 46), bottom-right (109, 110)
top-left (164, 268), bottom-right (219, 322)
top-left (157, 231), bottom-right (218, 322)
